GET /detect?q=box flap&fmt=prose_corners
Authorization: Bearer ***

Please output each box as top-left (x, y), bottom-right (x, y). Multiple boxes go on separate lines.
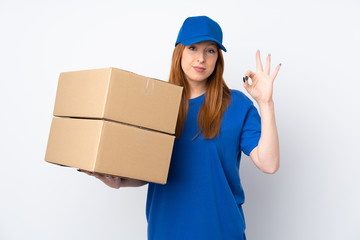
top-left (106, 68), bottom-right (183, 134)
top-left (45, 117), bottom-right (103, 172)
top-left (94, 120), bottom-right (175, 184)
top-left (53, 68), bottom-right (112, 118)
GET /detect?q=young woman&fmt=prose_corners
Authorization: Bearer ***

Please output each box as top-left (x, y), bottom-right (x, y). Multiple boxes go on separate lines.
top-left (80, 16), bottom-right (280, 240)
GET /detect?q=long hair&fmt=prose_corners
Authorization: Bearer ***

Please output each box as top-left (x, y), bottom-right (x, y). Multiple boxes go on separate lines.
top-left (169, 43), bottom-right (231, 139)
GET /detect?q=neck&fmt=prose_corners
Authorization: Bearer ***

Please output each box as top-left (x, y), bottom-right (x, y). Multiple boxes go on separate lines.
top-left (188, 81), bottom-right (207, 99)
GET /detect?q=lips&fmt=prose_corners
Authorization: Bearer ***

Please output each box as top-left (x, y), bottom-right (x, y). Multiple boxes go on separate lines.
top-left (193, 66), bottom-right (206, 72)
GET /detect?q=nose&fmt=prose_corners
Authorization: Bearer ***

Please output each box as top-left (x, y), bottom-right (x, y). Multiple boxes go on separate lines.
top-left (197, 51), bottom-right (205, 63)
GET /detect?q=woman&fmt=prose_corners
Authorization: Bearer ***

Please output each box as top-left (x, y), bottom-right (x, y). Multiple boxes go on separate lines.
top-left (81, 16), bottom-right (280, 239)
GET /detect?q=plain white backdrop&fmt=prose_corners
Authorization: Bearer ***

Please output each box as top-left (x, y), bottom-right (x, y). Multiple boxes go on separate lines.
top-left (1, 0), bottom-right (359, 239)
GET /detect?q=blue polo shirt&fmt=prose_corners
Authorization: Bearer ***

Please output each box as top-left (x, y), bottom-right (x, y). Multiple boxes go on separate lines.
top-left (146, 89), bottom-right (261, 240)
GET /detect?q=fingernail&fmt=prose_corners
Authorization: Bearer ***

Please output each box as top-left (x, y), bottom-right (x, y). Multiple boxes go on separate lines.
top-left (257, 49), bottom-right (260, 52)
top-left (245, 76), bottom-right (249, 80)
top-left (243, 77), bottom-right (245, 82)
top-left (268, 53), bottom-right (271, 56)
top-left (279, 63), bottom-right (282, 66)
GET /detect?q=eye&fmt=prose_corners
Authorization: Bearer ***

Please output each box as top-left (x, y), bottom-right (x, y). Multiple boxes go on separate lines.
top-left (188, 46), bottom-right (196, 51)
top-left (207, 48), bottom-right (217, 54)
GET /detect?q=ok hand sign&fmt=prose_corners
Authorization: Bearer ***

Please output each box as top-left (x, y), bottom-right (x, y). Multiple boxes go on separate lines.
top-left (243, 50), bottom-right (281, 105)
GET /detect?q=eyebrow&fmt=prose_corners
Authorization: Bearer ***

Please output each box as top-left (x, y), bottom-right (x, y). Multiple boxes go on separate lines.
top-left (192, 42), bottom-right (217, 46)
top-left (207, 43), bottom-right (218, 48)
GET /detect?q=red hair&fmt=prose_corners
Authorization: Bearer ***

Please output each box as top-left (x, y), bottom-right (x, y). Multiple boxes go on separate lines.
top-left (169, 43), bottom-right (231, 139)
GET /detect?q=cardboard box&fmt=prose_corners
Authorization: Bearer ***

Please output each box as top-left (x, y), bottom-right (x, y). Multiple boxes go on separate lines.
top-left (46, 67), bottom-right (183, 184)
top-left (53, 68), bottom-right (183, 134)
top-left (45, 117), bottom-right (175, 184)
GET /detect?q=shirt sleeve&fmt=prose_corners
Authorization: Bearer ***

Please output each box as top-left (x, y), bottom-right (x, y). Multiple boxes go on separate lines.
top-left (240, 104), bottom-right (261, 156)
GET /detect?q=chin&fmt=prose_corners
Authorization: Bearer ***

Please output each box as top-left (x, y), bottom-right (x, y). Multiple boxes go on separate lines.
top-left (186, 74), bottom-right (210, 83)
top-left (187, 78), bottom-right (208, 84)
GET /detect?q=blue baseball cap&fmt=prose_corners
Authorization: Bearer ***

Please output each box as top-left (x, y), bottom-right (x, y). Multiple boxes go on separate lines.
top-left (175, 16), bottom-right (227, 52)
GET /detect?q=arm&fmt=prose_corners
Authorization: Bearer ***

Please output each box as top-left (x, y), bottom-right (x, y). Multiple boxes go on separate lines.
top-left (78, 169), bottom-right (148, 189)
top-left (249, 101), bottom-right (279, 174)
top-left (243, 50), bottom-right (281, 174)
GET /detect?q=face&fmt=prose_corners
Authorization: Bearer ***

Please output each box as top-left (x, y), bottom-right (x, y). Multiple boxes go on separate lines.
top-left (181, 41), bottom-right (218, 86)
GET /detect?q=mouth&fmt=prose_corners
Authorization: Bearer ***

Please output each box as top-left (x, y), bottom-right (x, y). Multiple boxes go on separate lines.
top-left (193, 66), bottom-right (206, 72)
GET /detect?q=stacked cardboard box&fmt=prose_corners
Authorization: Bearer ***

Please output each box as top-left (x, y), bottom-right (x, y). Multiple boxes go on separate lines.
top-left (45, 68), bottom-right (183, 184)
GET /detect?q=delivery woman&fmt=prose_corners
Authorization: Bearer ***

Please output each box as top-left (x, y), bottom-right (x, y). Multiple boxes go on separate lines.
top-left (80, 15), bottom-right (281, 240)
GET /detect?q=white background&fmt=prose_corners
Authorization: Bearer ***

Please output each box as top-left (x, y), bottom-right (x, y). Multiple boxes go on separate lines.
top-left (0, 0), bottom-right (359, 239)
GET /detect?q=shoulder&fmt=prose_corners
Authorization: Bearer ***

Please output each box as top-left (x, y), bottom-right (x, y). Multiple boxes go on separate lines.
top-left (229, 89), bottom-right (254, 108)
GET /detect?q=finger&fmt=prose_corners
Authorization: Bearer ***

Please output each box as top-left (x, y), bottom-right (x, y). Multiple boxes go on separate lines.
top-left (243, 78), bottom-right (251, 93)
top-left (105, 175), bottom-right (115, 181)
top-left (102, 175), bottom-right (113, 183)
top-left (270, 63), bottom-right (281, 81)
top-left (265, 53), bottom-right (271, 75)
top-left (95, 173), bottom-right (111, 180)
top-left (256, 50), bottom-right (263, 72)
top-left (244, 70), bottom-right (256, 80)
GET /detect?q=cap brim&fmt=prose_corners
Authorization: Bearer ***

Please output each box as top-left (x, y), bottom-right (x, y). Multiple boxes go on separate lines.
top-left (180, 36), bottom-right (227, 52)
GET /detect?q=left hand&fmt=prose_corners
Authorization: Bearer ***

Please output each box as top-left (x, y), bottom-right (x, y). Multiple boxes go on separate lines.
top-left (243, 50), bottom-right (281, 104)
top-left (78, 169), bottom-right (122, 189)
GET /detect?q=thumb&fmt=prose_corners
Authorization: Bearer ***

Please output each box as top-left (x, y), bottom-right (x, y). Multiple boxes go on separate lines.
top-left (243, 76), bottom-right (251, 93)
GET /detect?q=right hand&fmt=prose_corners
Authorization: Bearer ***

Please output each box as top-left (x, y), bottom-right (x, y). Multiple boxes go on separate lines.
top-left (78, 169), bottom-right (122, 189)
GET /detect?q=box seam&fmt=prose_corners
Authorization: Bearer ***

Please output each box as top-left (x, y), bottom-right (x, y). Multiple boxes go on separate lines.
top-left (92, 120), bottom-right (104, 172)
top-left (102, 68), bottom-right (112, 119)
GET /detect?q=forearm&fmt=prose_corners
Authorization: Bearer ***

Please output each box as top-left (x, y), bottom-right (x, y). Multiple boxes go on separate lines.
top-left (120, 178), bottom-right (148, 187)
top-left (256, 100), bottom-right (280, 173)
